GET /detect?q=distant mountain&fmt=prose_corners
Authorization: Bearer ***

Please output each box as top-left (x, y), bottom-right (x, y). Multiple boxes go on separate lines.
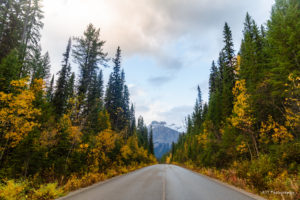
top-left (149, 121), bottom-right (181, 159)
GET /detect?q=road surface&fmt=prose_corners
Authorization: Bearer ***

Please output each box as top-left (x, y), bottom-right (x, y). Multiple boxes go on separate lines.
top-left (59, 164), bottom-right (263, 200)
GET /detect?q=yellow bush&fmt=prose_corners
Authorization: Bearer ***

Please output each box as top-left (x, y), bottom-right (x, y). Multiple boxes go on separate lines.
top-left (0, 180), bottom-right (27, 200)
top-left (32, 183), bottom-right (64, 200)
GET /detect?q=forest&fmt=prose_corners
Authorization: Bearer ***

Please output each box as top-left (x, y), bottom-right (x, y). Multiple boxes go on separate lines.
top-left (163, 0), bottom-right (299, 199)
top-left (0, 0), bottom-right (156, 199)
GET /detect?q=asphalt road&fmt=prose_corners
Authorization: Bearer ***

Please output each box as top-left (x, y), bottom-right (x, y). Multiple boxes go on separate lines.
top-left (59, 164), bottom-right (264, 200)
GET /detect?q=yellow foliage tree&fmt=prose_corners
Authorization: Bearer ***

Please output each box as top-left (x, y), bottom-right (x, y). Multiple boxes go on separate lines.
top-left (230, 79), bottom-right (258, 159)
top-left (259, 74), bottom-right (298, 144)
top-left (260, 115), bottom-right (293, 144)
top-left (284, 74), bottom-right (299, 136)
top-left (0, 78), bottom-right (43, 161)
top-left (92, 129), bottom-right (118, 171)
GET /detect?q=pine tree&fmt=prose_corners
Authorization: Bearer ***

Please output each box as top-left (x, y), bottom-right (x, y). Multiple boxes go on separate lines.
top-left (137, 116), bottom-right (148, 149)
top-left (266, 0), bottom-right (300, 122)
top-left (84, 70), bottom-right (104, 134)
top-left (239, 13), bottom-right (268, 123)
top-left (29, 46), bottom-right (51, 83)
top-left (47, 74), bottom-right (54, 102)
top-left (149, 127), bottom-right (154, 155)
top-left (221, 23), bottom-right (236, 120)
top-left (209, 61), bottom-right (218, 96)
top-left (192, 86), bottom-right (203, 132)
top-left (129, 104), bottom-right (136, 137)
top-left (0, 50), bottom-right (22, 92)
top-left (105, 47), bottom-right (128, 132)
top-left (53, 38), bottom-right (72, 117)
top-left (73, 24), bottom-right (108, 120)
top-left (0, 0), bottom-right (44, 77)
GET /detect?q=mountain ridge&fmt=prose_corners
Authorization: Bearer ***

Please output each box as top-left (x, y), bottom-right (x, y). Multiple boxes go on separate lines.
top-left (148, 121), bottom-right (181, 159)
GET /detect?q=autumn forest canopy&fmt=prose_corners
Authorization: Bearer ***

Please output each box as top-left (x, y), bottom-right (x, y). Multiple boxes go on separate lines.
top-left (0, 0), bottom-right (299, 199)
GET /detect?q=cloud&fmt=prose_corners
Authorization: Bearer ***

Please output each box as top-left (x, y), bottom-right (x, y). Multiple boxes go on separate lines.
top-left (160, 105), bottom-right (194, 127)
top-left (148, 76), bottom-right (174, 86)
top-left (42, 0), bottom-right (274, 73)
top-left (41, 0), bottom-right (274, 127)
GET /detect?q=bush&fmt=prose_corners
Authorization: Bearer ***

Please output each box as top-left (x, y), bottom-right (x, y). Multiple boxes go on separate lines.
top-left (0, 180), bottom-right (27, 200)
top-left (237, 154), bottom-right (275, 191)
top-left (32, 183), bottom-right (64, 200)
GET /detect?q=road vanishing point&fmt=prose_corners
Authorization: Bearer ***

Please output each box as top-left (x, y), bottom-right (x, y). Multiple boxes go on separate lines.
top-left (58, 164), bottom-right (264, 200)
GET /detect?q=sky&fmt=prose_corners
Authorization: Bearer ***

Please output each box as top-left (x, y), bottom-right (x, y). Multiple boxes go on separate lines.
top-left (41, 0), bottom-right (275, 129)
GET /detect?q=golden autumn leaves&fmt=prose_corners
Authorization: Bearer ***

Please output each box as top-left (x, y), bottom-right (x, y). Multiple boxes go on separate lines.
top-left (0, 78), bottom-right (43, 161)
top-left (230, 73), bottom-right (298, 156)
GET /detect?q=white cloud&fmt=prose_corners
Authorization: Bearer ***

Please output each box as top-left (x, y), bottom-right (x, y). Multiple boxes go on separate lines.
top-left (40, 0), bottom-right (275, 127)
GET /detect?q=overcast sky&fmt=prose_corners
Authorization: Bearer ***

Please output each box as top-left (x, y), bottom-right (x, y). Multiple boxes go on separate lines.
top-left (41, 0), bottom-right (275, 128)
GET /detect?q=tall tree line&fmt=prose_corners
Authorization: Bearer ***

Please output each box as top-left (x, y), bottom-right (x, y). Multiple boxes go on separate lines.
top-left (0, 0), bottom-right (156, 189)
top-left (166, 0), bottom-right (299, 194)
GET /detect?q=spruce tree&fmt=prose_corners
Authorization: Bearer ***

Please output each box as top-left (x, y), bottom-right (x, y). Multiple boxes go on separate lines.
top-left (53, 38), bottom-right (72, 117)
top-left (29, 47), bottom-right (51, 83)
top-left (239, 13), bottom-right (268, 123)
top-left (137, 116), bottom-right (148, 149)
top-left (209, 61), bottom-right (218, 96)
top-left (129, 104), bottom-right (136, 137)
top-left (105, 47), bottom-right (128, 132)
top-left (0, 50), bottom-right (22, 92)
top-left (73, 23), bottom-right (108, 120)
top-left (192, 86), bottom-right (203, 131)
top-left (266, 0), bottom-right (300, 122)
top-left (221, 23), bottom-right (236, 120)
top-left (47, 74), bottom-right (54, 102)
top-left (149, 127), bottom-right (154, 155)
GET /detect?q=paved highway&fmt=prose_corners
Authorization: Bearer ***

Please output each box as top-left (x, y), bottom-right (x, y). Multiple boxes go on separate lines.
top-left (59, 164), bottom-right (264, 200)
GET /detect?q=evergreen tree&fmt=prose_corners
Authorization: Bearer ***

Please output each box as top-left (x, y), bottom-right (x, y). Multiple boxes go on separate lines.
top-left (221, 23), bottom-right (236, 120)
top-left (0, 0), bottom-right (44, 76)
top-left (129, 104), bottom-right (136, 137)
top-left (137, 116), bottom-right (148, 149)
top-left (105, 47), bottom-right (128, 132)
top-left (29, 46), bottom-right (51, 83)
top-left (73, 24), bottom-right (108, 119)
top-left (192, 86), bottom-right (203, 131)
top-left (239, 13), bottom-right (268, 123)
top-left (266, 0), bottom-right (300, 122)
top-left (53, 38), bottom-right (72, 117)
top-left (84, 70), bottom-right (104, 134)
top-left (209, 61), bottom-right (218, 96)
top-left (46, 74), bottom-right (54, 102)
top-left (0, 50), bottom-right (22, 92)
top-left (149, 127), bottom-right (154, 155)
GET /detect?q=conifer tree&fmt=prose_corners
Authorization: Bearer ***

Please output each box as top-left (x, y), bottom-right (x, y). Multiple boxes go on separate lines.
top-left (0, 50), bottom-right (22, 92)
top-left (137, 116), bottom-right (149, 149)
top-left (29, 47), bottom-right (51, 83)
top-left (221, 22), bottom-right (236, 120)
top-left (53, 39), bottom-right (72, 117)
top-left (47, 74), bottom-right (54, 102)
top-left (209, 61), bottom-right (218, 96)
top-left (105, 47), bottom-right (128, 132)
top-left (73, 24), bottom-right (108, 120)
top-left (129, 104), bottom-right (136, 137)
top-left (149, 127), bottom-right (154, 155)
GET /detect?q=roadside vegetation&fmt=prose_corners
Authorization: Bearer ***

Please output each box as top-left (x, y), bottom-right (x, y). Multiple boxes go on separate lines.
top-left (162, 0), bottom-right (300, 199)
top-left (0, 1), bottom-right (156, 199)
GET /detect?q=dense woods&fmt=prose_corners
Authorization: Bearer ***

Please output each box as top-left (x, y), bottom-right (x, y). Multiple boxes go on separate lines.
top-left (163, 0), bottom-right (299, 199)
top-left (0, 0), bottom-right (155, 199)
